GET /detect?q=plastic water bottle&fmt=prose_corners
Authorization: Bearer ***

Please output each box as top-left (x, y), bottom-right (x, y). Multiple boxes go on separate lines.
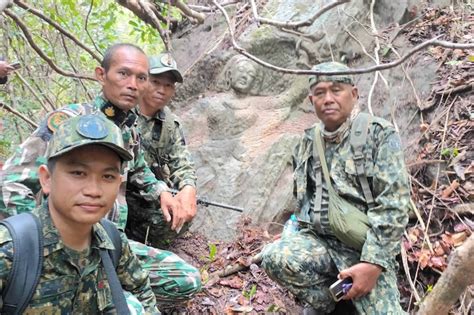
top-left (281, 214), bottom-right (299, 238)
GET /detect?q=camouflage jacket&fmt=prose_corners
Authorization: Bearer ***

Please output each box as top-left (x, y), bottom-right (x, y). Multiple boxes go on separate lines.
top-left (0, 204), bottom-right (159, 314)
top-left (293, 113), bottom-right (410, 270)
top-left (134, 106), bottom-right (196, 190)
top-left (0, 95), bottom-right (168, 229)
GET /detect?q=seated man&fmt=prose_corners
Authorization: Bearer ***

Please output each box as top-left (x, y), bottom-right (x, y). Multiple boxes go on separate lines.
top-left (126, 53), bottom-right (201, 304)
top-left (0, 114), bottom-right (159, 314)
top-left (261, 62), bottom-right (410, 314)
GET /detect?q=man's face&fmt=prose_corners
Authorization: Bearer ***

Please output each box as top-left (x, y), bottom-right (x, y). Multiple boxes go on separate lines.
top-left (95, 47), bottom-right (149, 111)
top-left (309, 81), bottom-right (358, 131)
top-left (139, 72), bottom-right (176, 116)
top-left (39, 145), bottom-right (122, 228)
top-left (230, 61), bottom-right (256, 94)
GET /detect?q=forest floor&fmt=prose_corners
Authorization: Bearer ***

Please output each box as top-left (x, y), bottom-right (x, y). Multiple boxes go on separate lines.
top-left (162, 5), bottom-right (473, 315)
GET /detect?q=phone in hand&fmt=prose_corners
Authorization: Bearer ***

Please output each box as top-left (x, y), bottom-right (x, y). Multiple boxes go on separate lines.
top-left (9, 62), bottom-right (21, 70)
top-left (329, 277), bottom-right (353, 302)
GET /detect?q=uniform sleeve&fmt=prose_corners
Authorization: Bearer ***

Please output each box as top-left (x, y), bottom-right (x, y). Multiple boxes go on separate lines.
top-left (116, 232), bottom-right (159, 314)
top-left (360, 125), bottom-right (410, 269)
top-left (0, 225), bottom-right (14, 307)
top-left (0, 124), bottom-right (50, 218)
top-left (167, 121), bottom-right (196, 190)
top-left (127, 145), bottom-right (169, 203)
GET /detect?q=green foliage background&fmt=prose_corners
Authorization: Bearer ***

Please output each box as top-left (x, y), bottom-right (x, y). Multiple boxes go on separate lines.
top-left (0, 0), bottom-right (169, 160)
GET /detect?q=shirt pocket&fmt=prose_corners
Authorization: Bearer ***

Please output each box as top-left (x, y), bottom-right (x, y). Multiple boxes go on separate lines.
top-left (28, 277), bottom-right (77, 311)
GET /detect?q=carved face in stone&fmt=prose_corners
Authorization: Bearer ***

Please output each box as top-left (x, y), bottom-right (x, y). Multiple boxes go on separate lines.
top-left (229, 59), bottom-right (258, 94)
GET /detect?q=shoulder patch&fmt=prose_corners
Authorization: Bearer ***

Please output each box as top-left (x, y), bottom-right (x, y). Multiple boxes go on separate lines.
top-left (47, 112), bottom-right (70, 133)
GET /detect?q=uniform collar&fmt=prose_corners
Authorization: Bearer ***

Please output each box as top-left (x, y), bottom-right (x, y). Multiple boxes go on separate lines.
top-left (35, 201), bottom-right (116, 255)
top-left (95, 94), bottom-right (137, 128)
top-left (135, 106), bottom-right (167, 122)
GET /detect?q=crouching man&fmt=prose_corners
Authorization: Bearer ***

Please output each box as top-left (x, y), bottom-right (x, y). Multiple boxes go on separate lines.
top-left (0, 114), bottom-right (159, 314)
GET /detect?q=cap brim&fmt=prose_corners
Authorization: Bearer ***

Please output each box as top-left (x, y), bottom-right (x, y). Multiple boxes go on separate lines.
top-left (49, 140), bottom-right (133, 162)
top-left (149, 67), bottom-right (183, 83)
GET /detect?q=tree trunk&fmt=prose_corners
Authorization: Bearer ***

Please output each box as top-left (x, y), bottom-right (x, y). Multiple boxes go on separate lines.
top-left (417, 234), bottom-right (474, 314)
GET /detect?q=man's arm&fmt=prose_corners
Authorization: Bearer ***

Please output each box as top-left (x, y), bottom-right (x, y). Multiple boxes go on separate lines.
top-left (127, 144), bottom-right (180, 229)
top-left (0, 225), bottom-right (14, 308)
top-left (0, 129), bottom-right (49, 218)
top-left (167, 121), bottom-right (197, 224)
top-left (116, 232), bottom-right (159, 314)
top-left (339, 124), bottom-right (410, 299)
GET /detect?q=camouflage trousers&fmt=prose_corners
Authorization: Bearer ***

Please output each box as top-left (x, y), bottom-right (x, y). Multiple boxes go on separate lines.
top-left (126, 196), bottom-right (189, 249)
top-left (261, 230), bottom-right (406, 315)
top-left (129, 240), bottom-right (202, 305)
top-left (124, 291), bottom-right (160, 314)
top-left (261, 230), bottom-right (338, 314)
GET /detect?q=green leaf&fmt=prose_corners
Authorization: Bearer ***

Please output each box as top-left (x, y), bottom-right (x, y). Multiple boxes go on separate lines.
top-left (208, 243), bottom-right (217, 261)
top-left (128, 20), bottom-right (138, 27)
top-left (446, 60), bottom-right (462, 66)
top-left (467, 55), bottom-right (474, 62)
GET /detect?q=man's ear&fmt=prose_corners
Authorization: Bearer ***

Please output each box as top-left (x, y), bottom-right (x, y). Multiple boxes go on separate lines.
top-left (351, 86), bottom-right (359, 100)
top-left (38, 165), bottom-right (52, 195)
top-left (95, 66), bottom-right (106, 85)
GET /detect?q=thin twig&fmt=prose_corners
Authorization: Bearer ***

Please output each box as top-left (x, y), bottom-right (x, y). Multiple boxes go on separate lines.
top-left (249, 0), bottom-right (350, 29)
top-left (0, 102), bottom-right (38, 129)
top-left (13, 72), bottom-right (52, 112)
top-left (13, 0), bottom-right (102, 62)
top-left (4, 10), bottom-right (96, 81)
top-left (211, 4), bottom-right (474, 76)
top-left (84, 0), bottom-right (103, 57)
top-left (400, 241), bottom-right (421, 303)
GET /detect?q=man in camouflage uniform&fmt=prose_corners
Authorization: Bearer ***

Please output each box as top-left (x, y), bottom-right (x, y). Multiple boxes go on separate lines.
top-left (261, 62), bottom-right (410, 314)
top-left (0, 44), bottom-right (200, 305)
top-left (0, 114), bottom-right (159, 314)
top-left (126, 53), bottom-right (201, 304)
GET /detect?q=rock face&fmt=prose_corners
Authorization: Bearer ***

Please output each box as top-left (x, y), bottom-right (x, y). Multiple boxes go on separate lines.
top-left (170, 0), bottom-right (437, 240)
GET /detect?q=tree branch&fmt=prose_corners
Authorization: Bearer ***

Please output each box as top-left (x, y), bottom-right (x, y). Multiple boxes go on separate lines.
top-left (211, 5), bottom-right (474, 76)
top-left (249, 0), bottom-right (350, 29)
top-left (13, 0), bottom-right (102, 62)
top-left (84, 0), bottom-right (103, 57)
top-left (137, 0), bottom-right (169, 51)
top-left (174, 0), bottom-right (205, 23)
top-left (417, 235), bottom-right (474, 315)
top-left (0, 102), bottom-right (38, 129)
top-left (4, 9), bottom-right (96, 81)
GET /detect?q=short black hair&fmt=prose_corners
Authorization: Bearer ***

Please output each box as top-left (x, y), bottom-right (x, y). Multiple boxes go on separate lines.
top-left (101, 43), bottom-right (145, 72)
top-left (47, 158), bottom-right (57, 174)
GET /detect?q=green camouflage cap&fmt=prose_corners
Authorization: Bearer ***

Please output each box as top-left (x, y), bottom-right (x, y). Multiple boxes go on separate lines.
top-left (309, 61), bottom-right (354, 88)
top-left (149, 53), bottom-right (183, 83)
top-left (45, 114), bottom-right (133, 161)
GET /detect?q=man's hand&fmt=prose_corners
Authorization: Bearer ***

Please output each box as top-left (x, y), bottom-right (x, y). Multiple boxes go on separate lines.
top-left (338, 262), bottom-right (382, 300)
top-left (160, 191), bottom-right (185, 232)
top-left (0, 61), bottom-right (14, 77)
top-left (175, 185), bottom-right (197, 223)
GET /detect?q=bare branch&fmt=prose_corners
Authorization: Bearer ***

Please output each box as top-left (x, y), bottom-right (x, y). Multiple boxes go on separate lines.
top-left (249, 0), bottom-right (350, 29)
top-left (4, 9), bottom-right (96, 81)
top-left (137, 0), bottom-right (169, 51)
top-left (211, 5), bottom-right (474, 77)
top-left (174, 0), bottom-right (206, 23)
top-left (84, 0), bottom-right (103, 57)
top-left (188, 1), bottom-right (238, 13)
top-left (0, 102), bottom-right (38, 129)
top-left (13, 0), bottom-right (102, 62)
top-left (13, 72), bottom-right (52, 112)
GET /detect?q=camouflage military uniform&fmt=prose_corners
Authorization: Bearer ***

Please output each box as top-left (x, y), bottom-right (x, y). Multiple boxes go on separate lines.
top-left (0, 95), bottom-right (201, 305)
top-left (126, 106), bottom-right (197, 246)
top-left (262, 114), bottom-right (410, 314)
top-left (0, 204), bottom-right (159, 314)
top-left (125, 105), bottom-right (201, 304)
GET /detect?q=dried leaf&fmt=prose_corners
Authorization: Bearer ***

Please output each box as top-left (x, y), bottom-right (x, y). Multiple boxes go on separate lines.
top-left (219, 276), bottom-right (244, 289)
top-left (418, 250), bottom-right (431, 269)
top-left (451, 231), bottom-right (467, 247)
top-left (441, 180), bottom-right (460, 198)
top-left (430, 256), bottom-right (447, 270)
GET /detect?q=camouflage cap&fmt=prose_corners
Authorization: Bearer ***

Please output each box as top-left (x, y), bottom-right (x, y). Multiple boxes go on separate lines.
top-left (45, 114), bottom-right (133, 161)
top-left (149, 53), bottom-right (183, 83)
top-left (308, 61), bottom-right (354, 88)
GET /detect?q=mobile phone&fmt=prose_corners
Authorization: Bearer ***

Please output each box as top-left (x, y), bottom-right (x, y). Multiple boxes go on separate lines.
top-left (9, 62), bottom-right (21, 70)
top-left (329, 277), bottom-right (353, 302)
